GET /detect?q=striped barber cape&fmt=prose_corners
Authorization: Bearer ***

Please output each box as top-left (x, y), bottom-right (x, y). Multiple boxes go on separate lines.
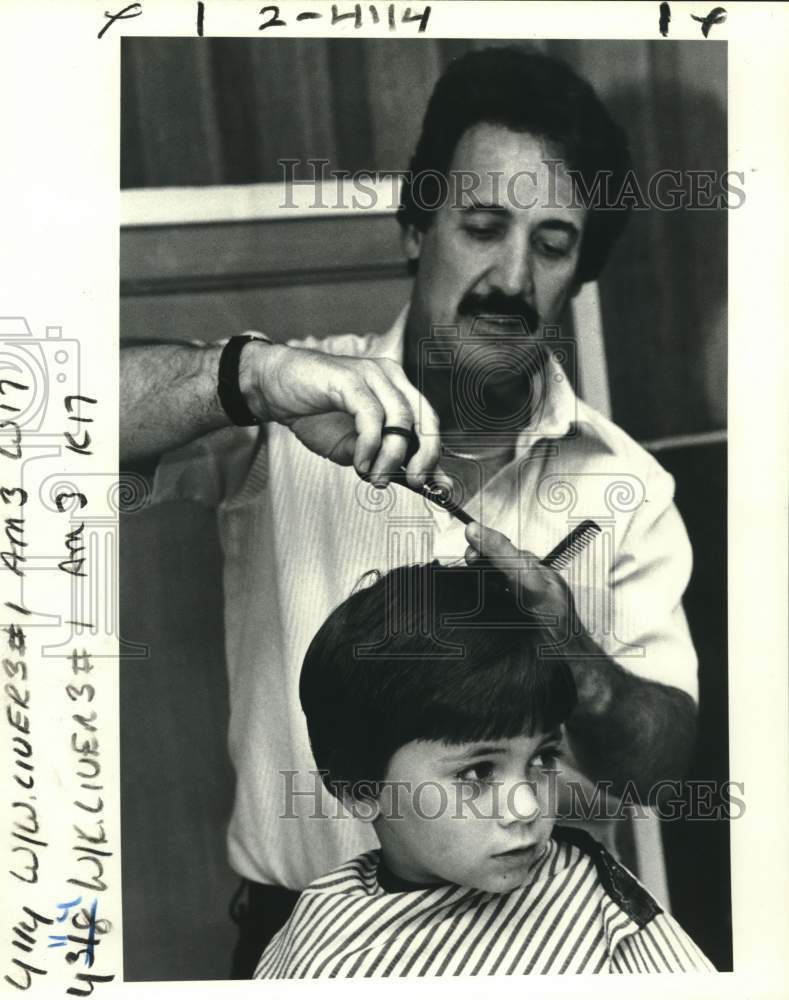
top-left (254, 827), bottom-right (714, 978)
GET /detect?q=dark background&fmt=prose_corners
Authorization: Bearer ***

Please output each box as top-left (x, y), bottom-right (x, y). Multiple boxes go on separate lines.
top-left (120, 38), bottom-right (729, 979)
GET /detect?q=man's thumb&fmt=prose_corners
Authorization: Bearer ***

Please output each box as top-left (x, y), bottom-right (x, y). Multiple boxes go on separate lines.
top-left (465, 521), bottom-right (519, 562)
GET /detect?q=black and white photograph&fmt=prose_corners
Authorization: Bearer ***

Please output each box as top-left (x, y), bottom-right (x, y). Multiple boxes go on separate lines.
top-left (2, 3), bottom-right (788, 997)
top-left (120, 30), bottom-right (730, 980)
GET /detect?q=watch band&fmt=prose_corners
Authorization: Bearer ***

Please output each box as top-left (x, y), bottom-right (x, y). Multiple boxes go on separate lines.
top-left (217, 334), bottom-right (270, 427)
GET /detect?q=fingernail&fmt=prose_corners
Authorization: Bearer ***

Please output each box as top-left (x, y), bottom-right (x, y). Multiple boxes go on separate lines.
top-left (358, 459), bottom-right (371, 475)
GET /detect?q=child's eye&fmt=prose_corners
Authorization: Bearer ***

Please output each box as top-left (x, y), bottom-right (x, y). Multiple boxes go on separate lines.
top-left (530, 745), bottom-right (563, 770)
top-left (456, 761), bottom-right (495, 785)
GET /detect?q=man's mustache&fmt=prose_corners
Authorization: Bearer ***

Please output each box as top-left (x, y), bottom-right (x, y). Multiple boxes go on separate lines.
top-left (457, 293), bottom-right (540, 334)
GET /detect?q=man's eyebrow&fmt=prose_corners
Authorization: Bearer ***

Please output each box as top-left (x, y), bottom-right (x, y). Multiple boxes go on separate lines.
top-left (437, 744), bottom-right (507, 763)
top-left (539, 728), bottom-right (564, 746)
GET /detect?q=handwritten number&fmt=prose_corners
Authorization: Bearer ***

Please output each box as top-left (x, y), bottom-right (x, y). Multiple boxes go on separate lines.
top-left (402, 6), bottom-right (431, 32)
top-left (67, 973), bottom-right (115, 997)
top-left (0, 486), bottom-right (27, 506)
top-left (659, 2), bottom-right (671, 35)
top-left (94, 2), bottom-right (434, 35)
top-left (332, 4), bottom-right (362, 27)
top-left (55, 491), bottom-right (88, 514)
top-left (259, 5), bottom-right (286, 29)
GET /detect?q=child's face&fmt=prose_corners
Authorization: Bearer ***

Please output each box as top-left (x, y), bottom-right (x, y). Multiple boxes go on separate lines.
top-left (372, 728), bottom-right (563, 894)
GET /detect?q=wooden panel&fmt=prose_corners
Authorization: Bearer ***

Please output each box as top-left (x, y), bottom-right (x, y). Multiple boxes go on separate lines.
top-left (121, 216), bottom-right (407, 287)
top-left (121, 212), bottom-right (412, 344)
top-left (121, 277), bottom-right (413, 346)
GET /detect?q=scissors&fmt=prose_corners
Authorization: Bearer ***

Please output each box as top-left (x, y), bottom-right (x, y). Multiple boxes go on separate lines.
top-left (380, 429), bottom-right (600, 568)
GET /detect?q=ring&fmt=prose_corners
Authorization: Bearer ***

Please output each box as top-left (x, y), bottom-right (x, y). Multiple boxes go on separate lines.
top-left (382, 426), bottom-right (419, 462)
top-left (381, 426), bottom-right (414, 441)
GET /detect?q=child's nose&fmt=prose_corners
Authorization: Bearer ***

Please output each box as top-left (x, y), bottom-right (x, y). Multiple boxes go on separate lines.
top-left (498, 779), bottom-right (542, 826)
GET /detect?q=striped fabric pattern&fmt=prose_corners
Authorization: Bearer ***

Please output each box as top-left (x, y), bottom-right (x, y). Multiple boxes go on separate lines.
top-left (254, 837), bottom-right (714, 978)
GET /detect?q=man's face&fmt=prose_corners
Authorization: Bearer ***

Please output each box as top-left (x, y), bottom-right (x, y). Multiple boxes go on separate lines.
top-left (404, 124), bottom-right (586, 410)
top-left (372, 729), bottom-right (562, 894)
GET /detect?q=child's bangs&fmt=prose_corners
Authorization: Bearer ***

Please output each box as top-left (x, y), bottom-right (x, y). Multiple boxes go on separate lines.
top-left (405, 634), bottom-right (577, 747)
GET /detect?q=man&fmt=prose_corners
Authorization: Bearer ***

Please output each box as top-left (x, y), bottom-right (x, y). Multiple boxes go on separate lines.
top-left (121, 47), bottom-right (698, 976)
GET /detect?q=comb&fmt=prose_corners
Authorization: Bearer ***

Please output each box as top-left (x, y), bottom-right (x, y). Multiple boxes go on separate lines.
top-left (540, 520), bottom-right (601, 570)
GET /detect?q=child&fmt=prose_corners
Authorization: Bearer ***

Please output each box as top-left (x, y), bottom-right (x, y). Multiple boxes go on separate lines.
top-left (254, 562), bottom-right (713, 978)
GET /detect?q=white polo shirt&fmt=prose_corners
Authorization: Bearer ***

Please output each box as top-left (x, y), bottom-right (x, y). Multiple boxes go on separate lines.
top-left (153, 307), bottom-right (697, 889)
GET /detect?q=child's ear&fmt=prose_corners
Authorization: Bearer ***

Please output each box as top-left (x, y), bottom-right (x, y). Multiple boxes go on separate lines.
top-left (341, 782), bottom-right (381, 824)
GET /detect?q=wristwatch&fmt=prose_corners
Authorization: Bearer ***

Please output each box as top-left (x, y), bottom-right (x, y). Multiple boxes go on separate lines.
top-left (217, 333), bottom-right (272, 427)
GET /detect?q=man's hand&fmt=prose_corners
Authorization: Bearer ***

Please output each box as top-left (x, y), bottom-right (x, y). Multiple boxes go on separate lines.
top-left (463, 520), bottom-right (696, 801)
top-left (241, 341), bottom-right (441, 488)
top-left (463, 521), bottom-right (579, 635)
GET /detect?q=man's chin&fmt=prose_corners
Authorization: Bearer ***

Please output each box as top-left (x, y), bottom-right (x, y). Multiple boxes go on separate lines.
top-left (453, 352), bottom-right (545, 390)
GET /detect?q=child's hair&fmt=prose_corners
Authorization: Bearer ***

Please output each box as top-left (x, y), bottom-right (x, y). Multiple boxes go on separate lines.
top-left (299, 562), bottom-right (577, 801)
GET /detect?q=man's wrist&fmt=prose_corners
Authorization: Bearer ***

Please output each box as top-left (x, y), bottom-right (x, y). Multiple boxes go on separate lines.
top-left (234, 336), bottom-right (280, 425)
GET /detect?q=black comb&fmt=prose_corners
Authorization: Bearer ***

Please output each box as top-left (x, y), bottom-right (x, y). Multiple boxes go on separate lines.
top-left (540, 520), bottom-right (601, 570)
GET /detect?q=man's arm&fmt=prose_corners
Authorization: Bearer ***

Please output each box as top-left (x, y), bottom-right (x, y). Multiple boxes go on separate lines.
top-left (120, 339), bottom-right (442, 485)
top-left (463, 520), bottom-right (696, 803)
top-left (551, 625), bottom-right (696, 803)
top-left (121, 342), bottom-right (227, 463)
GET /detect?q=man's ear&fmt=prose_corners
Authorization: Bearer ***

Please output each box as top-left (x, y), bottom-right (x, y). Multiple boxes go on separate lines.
top-left (401, 223), bottom-right (423, 265)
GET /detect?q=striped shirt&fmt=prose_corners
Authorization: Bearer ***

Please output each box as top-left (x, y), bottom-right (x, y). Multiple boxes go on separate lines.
top-left (253, 828), bottom-right (714, 978)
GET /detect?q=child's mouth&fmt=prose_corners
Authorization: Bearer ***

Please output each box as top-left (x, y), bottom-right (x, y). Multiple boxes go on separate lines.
top-left (492, 844), bottom-right (538, 862)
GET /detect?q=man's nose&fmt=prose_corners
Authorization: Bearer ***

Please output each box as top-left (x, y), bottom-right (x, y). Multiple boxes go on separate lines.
top-left (498, 779), bottom-right (542, 826)
top-left (489, 233), bottom-right (534, 300)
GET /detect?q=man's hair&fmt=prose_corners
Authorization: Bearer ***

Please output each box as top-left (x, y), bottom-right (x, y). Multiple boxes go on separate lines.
top-left (397, 45), bottom-right (633, 283)
top-left (300, 562), bottom-right (577, 801)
